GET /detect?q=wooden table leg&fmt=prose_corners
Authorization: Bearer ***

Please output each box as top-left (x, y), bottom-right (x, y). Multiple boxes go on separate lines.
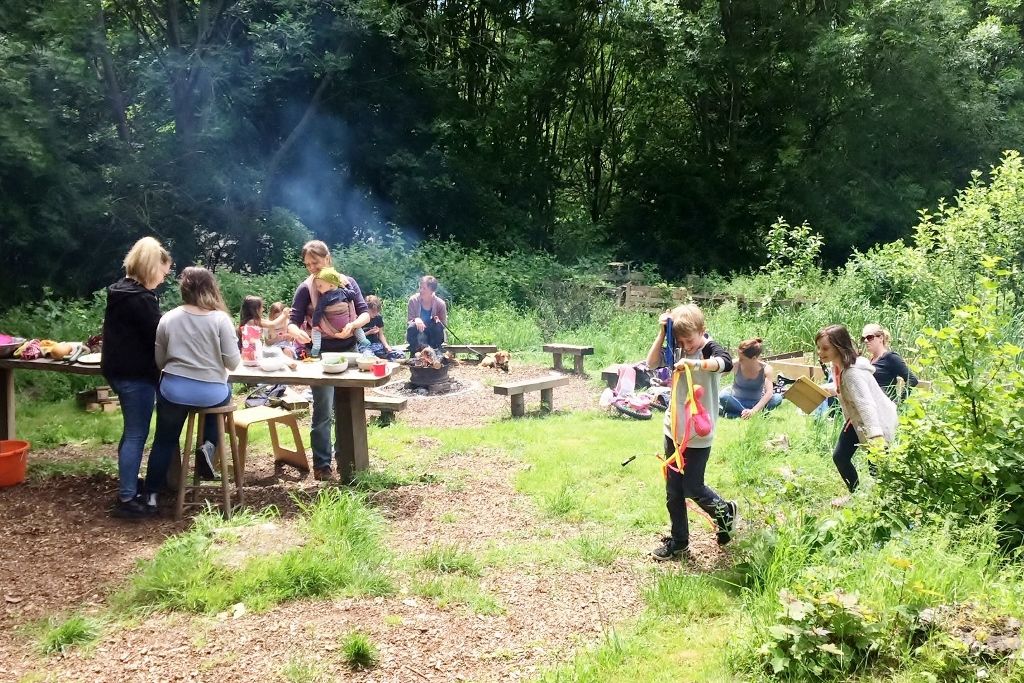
top-left (573, 355), bottom-right (586, 375)
top-left (540, 388), bottom-right (553, 412)
top-left (552, 353), bottom-right (563, 372)
top-left (1, 367), bottom-right (14, 441)
top-left (335, 386), bottom-right (369, 483)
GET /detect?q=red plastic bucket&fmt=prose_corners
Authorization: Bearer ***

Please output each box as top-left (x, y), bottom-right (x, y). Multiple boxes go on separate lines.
top-left (0, 440), bottom-right (30, 487)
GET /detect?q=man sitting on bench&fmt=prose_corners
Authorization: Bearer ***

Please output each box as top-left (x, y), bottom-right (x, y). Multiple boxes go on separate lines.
top-left (406, 275), bottom-right (447, 353)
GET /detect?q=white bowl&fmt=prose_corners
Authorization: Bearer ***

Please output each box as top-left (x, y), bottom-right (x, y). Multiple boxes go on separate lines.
top-left (258, 356), bottom-right (286, 372)
top-left (322, 359), bottom-right (349, 374)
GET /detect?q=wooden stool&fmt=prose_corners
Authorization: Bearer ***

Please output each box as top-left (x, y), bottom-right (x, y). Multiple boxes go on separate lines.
top-left (175, 404), bottom-right (244, 521)
top-left (233, 406), bottom-right (309, 472)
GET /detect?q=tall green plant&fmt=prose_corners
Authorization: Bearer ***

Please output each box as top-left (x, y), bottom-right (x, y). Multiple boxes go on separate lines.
top-left (877, 260), bottom-right (1024, 541)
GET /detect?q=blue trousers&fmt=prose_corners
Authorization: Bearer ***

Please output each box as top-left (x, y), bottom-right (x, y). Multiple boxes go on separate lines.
top-left (108, 378), bottom-right (157, 502)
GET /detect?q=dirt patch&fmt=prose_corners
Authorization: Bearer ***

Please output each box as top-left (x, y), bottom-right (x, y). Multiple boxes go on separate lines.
top-left (0, 363), bottom-right (734, 682)
top-left (369, 363), bottom-right (604, 428)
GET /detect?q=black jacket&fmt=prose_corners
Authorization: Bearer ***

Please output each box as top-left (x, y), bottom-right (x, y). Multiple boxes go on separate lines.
top-left (101, 278), bottom-right (163, 384)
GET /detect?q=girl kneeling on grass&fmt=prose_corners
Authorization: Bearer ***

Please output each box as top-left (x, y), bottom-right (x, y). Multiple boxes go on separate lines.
top-left (815, 324), bottom-right (897, 506)
top-left (645, 304), bottom-right (736, 561)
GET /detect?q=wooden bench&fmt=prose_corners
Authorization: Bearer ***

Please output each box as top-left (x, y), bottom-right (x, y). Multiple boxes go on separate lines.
top-left (364, 395), bottom-right (408, 426)
top-left (494, 375), bottom-right (571, 417)
top-left (601, 365), bottom-right (620, 389)
top-left (543, 344), bottom-right (594, 374)
top-left (233, 406), bottom-right (309, 472)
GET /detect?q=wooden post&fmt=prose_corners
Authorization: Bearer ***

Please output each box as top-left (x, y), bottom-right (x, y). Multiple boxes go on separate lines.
top-left (1, 367), bottom-right (13, 440)
top-left (510, 394), bottom-right (526, 417)
top-left (551, 352), bottom-right (563, 372)
top-left (539, 388), bottom-right (553, 412)
top-left (335, 386), bottom-right (369, 483)
top-left (573, 355), bottom-right (586, 375)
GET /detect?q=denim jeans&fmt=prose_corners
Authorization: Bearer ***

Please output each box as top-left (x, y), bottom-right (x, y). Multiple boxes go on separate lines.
top-left (108, 378), bottom-right (157, 502)
top-left (719, 389), bottom-right (783, 418)
top-left (310, 384), bottom-right (334, 470)
top-left (144, 387), bottom-right (229, 494)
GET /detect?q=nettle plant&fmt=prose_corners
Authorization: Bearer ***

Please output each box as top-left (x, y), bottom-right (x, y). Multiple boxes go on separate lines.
top-left (877, 259), bottom-right (1024, 541)
top-left (758, 585), bottom-right (885, 678)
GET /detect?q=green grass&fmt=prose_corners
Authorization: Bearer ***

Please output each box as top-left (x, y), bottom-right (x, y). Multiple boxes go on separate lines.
top-left (279, 657), bottom-right (330, 682)
top-left (340, 630), bottom-right (380, 670)
top-left (418, 544), bottom-right (482, 576)
top-left (113, 488), bottom-right (392, 614)
top-left (412, 575), bottom-right (504, 615)
top-left (36, 614), bottom-right (102, 655)
top-left (572, 534), bottom-right (619, 567)
top-left (27, 456), bottom-right (117, 481)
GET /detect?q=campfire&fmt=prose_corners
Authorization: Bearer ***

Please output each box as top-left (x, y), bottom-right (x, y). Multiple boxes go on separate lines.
top-left (400, 346), bottom-right (460, 393)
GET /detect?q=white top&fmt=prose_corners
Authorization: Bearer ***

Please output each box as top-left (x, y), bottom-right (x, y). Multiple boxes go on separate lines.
top-left (155, 307), bottom-right (241, 383)
top-left (836, 357), bottom-right (898, 443)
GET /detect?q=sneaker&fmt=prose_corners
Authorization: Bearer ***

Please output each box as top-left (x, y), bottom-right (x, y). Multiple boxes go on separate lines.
top-left (144, 492), bottom-right (159, 515)
top-left (650, 536), bottom-right (689, 561)
top-left (314, 467), bottom-right (336, 481)
top-left (716, 501), bottom-right (738, 546)
top-left (112, 497), bottom-right (151, 519)
top-left (197, 442), bottom-right (218, 481)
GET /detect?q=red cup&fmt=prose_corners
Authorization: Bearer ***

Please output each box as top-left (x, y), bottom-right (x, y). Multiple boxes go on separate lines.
top-left (371, 360), bottom-right (387, 378)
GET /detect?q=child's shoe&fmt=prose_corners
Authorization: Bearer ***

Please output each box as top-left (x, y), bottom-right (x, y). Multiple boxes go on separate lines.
top-left (716, 501), bottom-right (738, 546)
top-left (651, 536), bottom-right (689, 561)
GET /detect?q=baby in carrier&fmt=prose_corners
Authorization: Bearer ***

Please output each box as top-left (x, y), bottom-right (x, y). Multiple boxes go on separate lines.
top-left (312, 267), bottom-right (372, 353)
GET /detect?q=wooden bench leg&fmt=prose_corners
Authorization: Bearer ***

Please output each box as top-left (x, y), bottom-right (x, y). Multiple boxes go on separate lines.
top-left (540, 388), bottom-right (554, 412)
top-left (236, 425), bottom-right (250, 471)
top-left (510, 394), bottom-right (525, 417)
top-left (269, 417), bottom-right (309, 472)
top-left (216, 416), bottom-right (232, 519)
top-left (175, 412), bottom-right (198, 521)
top-left (551, 352), bottom-right (563, 372)
top-left (378, 411), bottom-right (395, 427)
top-left (573, 355), bottom-right (585, 375)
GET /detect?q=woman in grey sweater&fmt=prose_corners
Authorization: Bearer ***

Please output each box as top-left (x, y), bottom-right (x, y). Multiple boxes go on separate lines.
top-left (144, 267), bottom-right (241, 508)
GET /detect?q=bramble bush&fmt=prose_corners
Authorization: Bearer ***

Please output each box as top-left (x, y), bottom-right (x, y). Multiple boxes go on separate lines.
top-left (876, 261), bottom-right (1024, 543)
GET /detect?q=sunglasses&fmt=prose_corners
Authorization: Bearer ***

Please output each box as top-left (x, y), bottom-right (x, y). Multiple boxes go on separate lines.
top-left (861, 333), bottom-right (879, 342)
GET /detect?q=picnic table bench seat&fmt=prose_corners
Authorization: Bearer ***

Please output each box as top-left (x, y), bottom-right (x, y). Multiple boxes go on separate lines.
top-left (364, 395), bottom-right (408, 426)
top-left (442, 344), bottom-right (498, 358)
top-left (493, 374), bottom-right (571, 417)
top-left (543, 344), bottom-right (594, 374)
top-left (232, 405), bottom-right (309, 472)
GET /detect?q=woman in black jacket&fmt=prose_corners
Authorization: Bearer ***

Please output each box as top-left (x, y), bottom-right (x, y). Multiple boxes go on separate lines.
top-left (860, 323), bottom-right (918, 402)
top-left (101, 237), bottom-right (171, 519)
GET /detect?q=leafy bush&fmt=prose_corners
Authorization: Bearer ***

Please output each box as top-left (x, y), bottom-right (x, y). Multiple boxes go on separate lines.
top-left (757, 586), bottom-right (885, 678)
top-left (876, 263), bottom-right (1024, 543)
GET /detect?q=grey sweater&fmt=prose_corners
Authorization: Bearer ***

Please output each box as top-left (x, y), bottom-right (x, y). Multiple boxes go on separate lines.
top-left (155, 307), bottom-right (241, 383)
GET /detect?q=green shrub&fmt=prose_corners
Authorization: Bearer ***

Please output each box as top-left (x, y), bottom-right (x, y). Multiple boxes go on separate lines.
top-left (756, 586), bottom-right (886, 678)
top-left (418, 544), bottom-right (481, 576)
top-left (877, 263), bottom-right (1024, 543)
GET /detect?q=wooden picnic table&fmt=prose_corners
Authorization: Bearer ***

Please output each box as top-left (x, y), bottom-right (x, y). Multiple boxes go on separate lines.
top-left (0, 357), bottom-right (395, 481)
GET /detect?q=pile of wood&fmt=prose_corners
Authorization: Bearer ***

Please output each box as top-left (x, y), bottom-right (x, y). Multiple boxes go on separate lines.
top-left (77, 386), bottom-right (119, 413)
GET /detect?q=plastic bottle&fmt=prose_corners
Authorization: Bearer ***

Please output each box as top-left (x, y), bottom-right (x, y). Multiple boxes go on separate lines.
top-left (311, 328), bottom-right (322, 358)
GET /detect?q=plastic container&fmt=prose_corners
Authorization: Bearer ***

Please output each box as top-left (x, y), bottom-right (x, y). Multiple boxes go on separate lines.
top-left (371, 360), bottom-right (388, 378)
top-left (784, 376), bottom-right (831, 414)
top-left (0, 440), bottom-right (30, 487)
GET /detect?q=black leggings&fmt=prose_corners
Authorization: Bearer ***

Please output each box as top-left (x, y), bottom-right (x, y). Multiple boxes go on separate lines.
top-left (664, 436), bottom-right (728, 546)
top-left (832, 425), bottom-right (861, 493)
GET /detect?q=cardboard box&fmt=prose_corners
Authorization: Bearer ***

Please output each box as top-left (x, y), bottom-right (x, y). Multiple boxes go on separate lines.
top-left (784, 376), bottom-right (830, 414)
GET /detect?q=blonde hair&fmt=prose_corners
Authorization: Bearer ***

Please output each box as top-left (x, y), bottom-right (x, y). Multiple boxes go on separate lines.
top-left (269, 301), bottom-right (286, 317)
top-left (123, 237), bottom-right (170, 286)
top-left (179, 266), bottom-right (228, 313)
top-left (862, 323), bottom-right (891, 346)
top-left (365, 294), bottom-right (382, 312)
top-left (669, 303), bottom-right (706, 339)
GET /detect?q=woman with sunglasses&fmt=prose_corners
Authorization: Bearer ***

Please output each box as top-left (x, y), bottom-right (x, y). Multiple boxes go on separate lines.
top-left (861, 323), bottom-right (918, 402)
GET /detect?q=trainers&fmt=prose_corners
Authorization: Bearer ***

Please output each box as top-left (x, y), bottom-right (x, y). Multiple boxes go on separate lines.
top-left (197, 441), bottom-right (218, 481)
top-left (651, 536), bottom-right (689, 561)
top-left (716, 501), bottom-right (738, 546)
top-left (112, 497), bottom-right (151, 519)
top-left (314, 467), bottom-right (336, 481)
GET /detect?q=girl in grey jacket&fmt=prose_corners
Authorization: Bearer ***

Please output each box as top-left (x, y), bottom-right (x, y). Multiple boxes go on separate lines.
top-left (815, 325), bottom-right (898, 501)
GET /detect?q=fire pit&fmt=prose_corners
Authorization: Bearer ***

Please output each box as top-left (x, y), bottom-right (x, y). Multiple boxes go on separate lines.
top-left (409, 364), bottom-right (450, 388)
top-left (401, 346), bottom-right (459, 394)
